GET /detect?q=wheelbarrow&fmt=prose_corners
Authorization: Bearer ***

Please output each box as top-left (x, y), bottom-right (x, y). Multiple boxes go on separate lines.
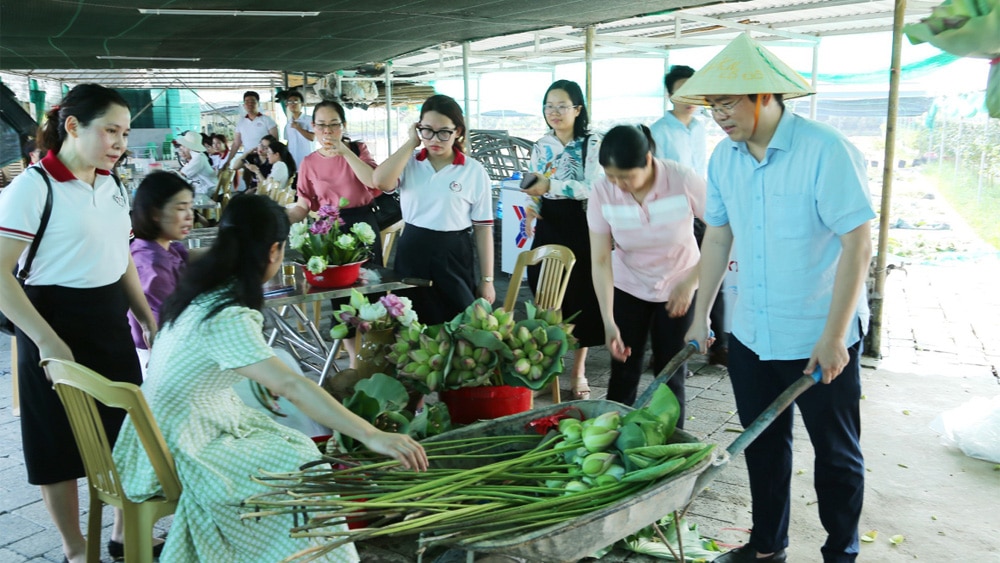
top-left (420, 342), bottom-right (822, 563)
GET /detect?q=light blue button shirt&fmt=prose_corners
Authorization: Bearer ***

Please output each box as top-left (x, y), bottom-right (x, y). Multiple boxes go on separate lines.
top-left (705, 110), bottom-right (875, 360)
top-left (650, 112), bottom-right (707, 178)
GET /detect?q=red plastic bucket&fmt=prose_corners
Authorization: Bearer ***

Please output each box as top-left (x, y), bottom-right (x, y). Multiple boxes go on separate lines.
top-left (438, 385), bottom-right (533, 425)
top-left (302, 260), bottom-right (365, 288)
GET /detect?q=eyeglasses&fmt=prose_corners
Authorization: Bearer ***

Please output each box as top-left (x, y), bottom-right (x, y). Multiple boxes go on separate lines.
top-left (706, 98), bottom-right (743, 117)
top-left (286, 100), bottom-right (302, 105)
top-left (313, 121), bottom-right (343, 131)
top-left (543, 104), bottom-right (579, 114)
top-left (417, 126), bottom-right (456, 142)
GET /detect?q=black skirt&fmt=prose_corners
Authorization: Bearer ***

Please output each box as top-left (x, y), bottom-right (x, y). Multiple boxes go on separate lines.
top-left (340, 205), bottom-right (383, 267)
top-left (394, 224), bottom-right (475, 326)
top-left (17, 282), bottom-right (142, 485)
top-left (529, 198), bottom-right (605, 348)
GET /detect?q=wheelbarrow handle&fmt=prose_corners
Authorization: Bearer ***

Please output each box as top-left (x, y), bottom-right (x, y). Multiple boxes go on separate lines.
top-left (692, 367), bottom-right (822, 495)
top-left (725, 367), bottom-right (823, 458)
top-left (634, 340), bottom-right (700, 408)
top-left (634, 331), bottom-right (714, 408)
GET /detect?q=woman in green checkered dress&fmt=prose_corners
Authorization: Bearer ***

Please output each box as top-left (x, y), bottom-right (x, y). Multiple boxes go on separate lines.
top-left (113, 195), bottom-right (427, 562)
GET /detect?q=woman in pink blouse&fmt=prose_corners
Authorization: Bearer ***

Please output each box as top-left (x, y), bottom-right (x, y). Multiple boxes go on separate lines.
top-left (587, 125), bottom-right (706, 419)
top-left (286, 100), bottom-right (383, 265)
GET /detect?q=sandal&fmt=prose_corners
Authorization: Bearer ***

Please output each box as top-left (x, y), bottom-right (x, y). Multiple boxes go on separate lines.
top-left (571, 376), bottom-right (591, 400)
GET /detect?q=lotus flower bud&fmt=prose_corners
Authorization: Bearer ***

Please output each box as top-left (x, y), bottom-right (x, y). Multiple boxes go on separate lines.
top-left (591, 411), bottom-right (621, 431)
top-left (594, 474), bottom-right (619, 487)
top-left (329, 324), bottom-right (349, 340)
top-left (563, 480), bottom-right (590, 494)
top-left (582, 425), bottom-right (620, 453)
top-left (604, 463), bottom-right (626, 481)
top-left (559, 418), bottom-right (583, 442)
top-left (564, 446), bottom-right (589, 464)
top-left (426, 370), bottom-right (442, 391)
top-left (581, 452), bottom-right (616, 477)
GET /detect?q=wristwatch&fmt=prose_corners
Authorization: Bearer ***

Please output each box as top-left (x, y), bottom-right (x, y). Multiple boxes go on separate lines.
top-left (482, 276), bottom-right (494, 283)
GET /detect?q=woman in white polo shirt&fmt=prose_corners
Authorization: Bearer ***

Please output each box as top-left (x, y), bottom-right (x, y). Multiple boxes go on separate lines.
top-left (0, 84), bottom-right (159, 563)
top-left (175, 129), bottom-right (218, 201)
top-left (373, 94), bottom-right (495, 325)
top-left (588, 125), bottom-right (706, 420)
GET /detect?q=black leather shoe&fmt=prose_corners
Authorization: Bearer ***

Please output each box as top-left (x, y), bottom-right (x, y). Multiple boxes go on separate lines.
top-left (108, 538), bottom-right (165, 561)
top-left (715, 545), bottom-right (787, 563)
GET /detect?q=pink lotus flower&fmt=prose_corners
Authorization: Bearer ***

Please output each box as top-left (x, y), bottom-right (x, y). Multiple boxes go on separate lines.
top-left (380, 294), bottom-right (407, 318)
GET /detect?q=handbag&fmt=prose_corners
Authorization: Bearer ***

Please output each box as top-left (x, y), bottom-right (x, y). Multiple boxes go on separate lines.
top-left (371, 190), bottom-right (402, 230)
top-left (0, 167), bottom-right (54, 335)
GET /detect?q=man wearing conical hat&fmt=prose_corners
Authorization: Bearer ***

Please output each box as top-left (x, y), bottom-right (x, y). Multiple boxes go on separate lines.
top-left (678, 34), bottom-right (874, 563)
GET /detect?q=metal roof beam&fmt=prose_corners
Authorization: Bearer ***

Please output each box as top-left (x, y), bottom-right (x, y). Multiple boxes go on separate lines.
top-left (675, 13), bottom-right (820, 44)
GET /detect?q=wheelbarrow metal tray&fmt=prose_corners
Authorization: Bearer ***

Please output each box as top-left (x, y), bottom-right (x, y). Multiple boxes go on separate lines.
top-left (421, 398), bottom-right (717, 562)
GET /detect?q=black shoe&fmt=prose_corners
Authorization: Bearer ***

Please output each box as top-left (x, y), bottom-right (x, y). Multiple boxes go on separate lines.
top-left (716, 545), bottom-right (787, 563)
top-left (708, 346), bottom-right (729, 367)
top-left (108, 538), bottom-right (166, 561)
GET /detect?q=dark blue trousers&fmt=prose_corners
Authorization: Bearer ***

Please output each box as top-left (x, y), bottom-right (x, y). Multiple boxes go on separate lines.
top-left (728, 336), bottom-right (864, 563)
top-left (607, 288), bottom-right (692, 424)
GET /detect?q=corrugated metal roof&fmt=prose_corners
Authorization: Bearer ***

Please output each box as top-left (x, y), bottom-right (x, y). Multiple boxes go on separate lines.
top-left (0, 1), bottom-right (942, 89)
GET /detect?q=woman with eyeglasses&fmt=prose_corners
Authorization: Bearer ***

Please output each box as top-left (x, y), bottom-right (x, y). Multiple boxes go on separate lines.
top-left (588, 125), bottom-right (706, 418)
top-left (522, 79), bottom-right (605, 400)
top-left (373, 94), bottom-right (495, 325)
top-left (287, 100), bottom-right (382, 264)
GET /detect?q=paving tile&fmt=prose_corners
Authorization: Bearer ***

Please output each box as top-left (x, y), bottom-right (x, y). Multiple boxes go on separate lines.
top-left (0, 512), bottom-right (45, 545)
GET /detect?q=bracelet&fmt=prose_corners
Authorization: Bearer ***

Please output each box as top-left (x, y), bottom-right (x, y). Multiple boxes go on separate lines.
top-left (481, 276), bottom-right (493, 283)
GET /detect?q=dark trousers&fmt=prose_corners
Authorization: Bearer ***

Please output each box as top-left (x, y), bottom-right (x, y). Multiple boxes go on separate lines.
top-left (728, 336), bottom-right (864, 562)
top-left (606, 288), bottom-right (692, 424)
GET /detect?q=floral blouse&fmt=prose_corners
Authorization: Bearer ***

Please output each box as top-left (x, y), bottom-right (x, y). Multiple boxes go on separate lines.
top-left (527, 132), bottom-right (604, 213)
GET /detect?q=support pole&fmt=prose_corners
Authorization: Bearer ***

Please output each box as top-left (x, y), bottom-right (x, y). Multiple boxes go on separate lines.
top-left (810, 44), bottom-right (819, 120)
top-left (385, 62), bottom-right (393, 155)
top-left (585, 26), bottom-right (595, 117)
top-left (463, 42), bottom-right (472, 127)
top-left (663, 54), bottom-right (671, 114)
top-left (868, 0), bottom-right (906, 358)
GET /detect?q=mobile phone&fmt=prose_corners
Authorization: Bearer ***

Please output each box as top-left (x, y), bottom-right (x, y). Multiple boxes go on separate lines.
top-left (520, 174), bottom-right (539, 190)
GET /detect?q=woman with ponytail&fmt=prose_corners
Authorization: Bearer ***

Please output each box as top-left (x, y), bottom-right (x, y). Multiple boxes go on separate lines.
top-left (113, 195), bottom-right (427, 562)
top-left (0, 84), bottom-right (158, 562)
top-left (587, 125), bottom-right (706, 419)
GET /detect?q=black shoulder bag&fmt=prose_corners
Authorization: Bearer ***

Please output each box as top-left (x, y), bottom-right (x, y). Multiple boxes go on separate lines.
top-left (1, 167), bottom-right (55, 335)
top-left (357, 139), bottom-right (402, 229)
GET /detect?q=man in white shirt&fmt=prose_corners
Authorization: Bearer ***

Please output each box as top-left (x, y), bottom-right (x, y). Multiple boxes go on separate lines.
top-left (282, 90), bottom-right (314, 169)
top-left (651, 65), bottom-right (707, 177)
top-left (224, 91), bottom-right (277, 169)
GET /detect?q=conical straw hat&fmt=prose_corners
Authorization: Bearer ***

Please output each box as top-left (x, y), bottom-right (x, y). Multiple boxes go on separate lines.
top-left (671, 33), bottom-right (814, 106)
